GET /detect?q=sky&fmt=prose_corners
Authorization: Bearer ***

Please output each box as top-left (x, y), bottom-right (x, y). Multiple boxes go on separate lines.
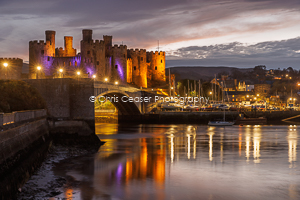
top-left (1, 0), bottom-right (300, 69)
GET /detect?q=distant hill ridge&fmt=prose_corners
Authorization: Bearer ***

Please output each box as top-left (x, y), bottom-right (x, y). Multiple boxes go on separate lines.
top-left (168, 66), bottom-right (253, 80)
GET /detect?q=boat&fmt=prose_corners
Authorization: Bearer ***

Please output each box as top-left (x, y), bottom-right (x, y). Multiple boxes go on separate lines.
top-left (235, 115), bottom-right (267, 125)
top-left (208, 104), bottom-right (234, 126)
top-left (208, 121), bottom-right (235, 126)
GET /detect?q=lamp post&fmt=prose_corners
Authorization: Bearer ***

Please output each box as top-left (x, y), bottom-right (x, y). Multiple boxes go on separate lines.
top-left (3, 63), bottom-right (8, 79)
top-left (209, 91), bottom-right (212, 103)
top-left (104, 78), bottom-right (108, 82)
top-left (92, 74), bottom-right (96, 83)
top-left (77, 71), bottom-right (80, 83)
top-left (59, 68), bottom-right (63, 78)
top-left (37, 66), bottom-right (41, 79)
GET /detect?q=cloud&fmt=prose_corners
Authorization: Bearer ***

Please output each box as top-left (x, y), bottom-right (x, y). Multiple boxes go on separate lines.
top-left (0, 0), bottom-right (300, 64)
top-left (167, 37), bottom-right (300, 68)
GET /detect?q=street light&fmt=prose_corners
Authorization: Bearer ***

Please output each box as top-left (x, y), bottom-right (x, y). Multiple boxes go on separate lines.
top-left (115, 81), bottom-right (118, 85)
top-left (59, 68), bottom-right (63, 78)
top-left (104, 78), bottom-right (108, 82)
top-left (77, 71), bottom-right (80, 76)
top-left (37, 66), bottom-right (41, 79)
top-left (257, 94), bottom-right (259, 97)
top-left (3, 63), bottom-right (8, 79)
top-left (92, 74), bottom-right (96, 79)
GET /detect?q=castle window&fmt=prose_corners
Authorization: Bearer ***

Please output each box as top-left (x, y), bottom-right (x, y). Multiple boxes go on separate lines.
top-left (97, 61), bottom-right (99, 65)
top-left (87, 51), bottom-right (90, 55)
top-left (141, 57), bottom-right (143, 61)
top-left (115, 65), bottom-right (118, 69)
top-left (41, 50), bottom-right (44, 55)
top-left (161, 59), bottom-right (162, 63)
top-left (47, 57), bottom-right (50, 61)
top-left (124, 54), bottom-right (125, 58)
top-left (134, 66), bottom-right (136, 70)
top-left (75, 61), bottom-right (77, 66)
top-left (69, 61), bottom-right (71, 66)
top-left (155, 66), bottom-right (157, 70)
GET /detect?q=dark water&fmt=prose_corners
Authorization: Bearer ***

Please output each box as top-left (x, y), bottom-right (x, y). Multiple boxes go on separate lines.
top-left (20, 124), bottom-right (300, 200)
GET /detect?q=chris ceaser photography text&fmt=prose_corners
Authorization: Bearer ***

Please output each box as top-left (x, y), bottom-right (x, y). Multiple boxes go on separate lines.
top-left (89, 96), bottom-right (210, 104)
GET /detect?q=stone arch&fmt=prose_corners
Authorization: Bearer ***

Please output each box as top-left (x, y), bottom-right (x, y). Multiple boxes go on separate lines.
top-left (96, 90), bottom-right (141, 115)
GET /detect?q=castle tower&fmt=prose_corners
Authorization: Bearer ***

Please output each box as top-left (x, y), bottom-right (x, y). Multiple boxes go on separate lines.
top-left (64, 36), bottom-right (76, 57)
top-left (127, 49), bottom-right (147, 88)
top-left (147, 51), bottom-right (166, 85)
top-left (103, 35), bottom-right (112, 57)
top-left (29, 30), bottom-right (56, 79)
top-left (45, 30), bottom-right (56, 57)
top-left (82, 29), bottom-right (93, 41)
top-left (80, 29), bottom-right (106, 79)
top-left (111, 45), bottom-right (127, 84)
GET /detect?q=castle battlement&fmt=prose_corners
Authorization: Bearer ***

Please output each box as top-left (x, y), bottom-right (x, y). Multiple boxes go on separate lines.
top-left (94, 40), bottom-right (104, 45)
top-left (147, 51), bottom-right (165, 56)
top-left (128, 49), bottom-right (146, 54)
top-left (0, 58), bottom-right (23, 61)
top-left (127, 58), bottom-right (132, 61)
top-left (112, 44), bottom-right (127, 49)
top-left (29, 40), bottom-right (54, 46)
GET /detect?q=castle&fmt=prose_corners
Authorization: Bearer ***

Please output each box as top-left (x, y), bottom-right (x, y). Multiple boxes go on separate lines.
top-left (29, 30), bottom-right (166, 88)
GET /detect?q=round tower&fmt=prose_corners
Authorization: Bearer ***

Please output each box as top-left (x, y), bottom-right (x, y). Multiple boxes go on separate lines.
top-left (82, 29), bottom-right (93, 41)
top-left (103, 35), bottom-right (112, 57)
top-left (127, 49), bottom-right (147, 88)
top-left (111, 45), bottom-right (127, 84)
top-left (147, 51), bottom-right (166, 83)
top-left (45, 30), bottom-right (55, 57)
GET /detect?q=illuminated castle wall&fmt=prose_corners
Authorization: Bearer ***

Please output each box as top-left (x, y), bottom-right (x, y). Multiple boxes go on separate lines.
top-left (29, 29), bottom-right (166, 87)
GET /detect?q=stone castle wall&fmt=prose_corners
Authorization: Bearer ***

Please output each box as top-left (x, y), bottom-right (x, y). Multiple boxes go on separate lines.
top-left (29, 29), bottom-right (166, 88)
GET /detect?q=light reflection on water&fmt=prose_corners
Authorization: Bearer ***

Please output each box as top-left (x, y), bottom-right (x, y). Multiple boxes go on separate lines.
top-left (56, 124), bottom-right (300, 200)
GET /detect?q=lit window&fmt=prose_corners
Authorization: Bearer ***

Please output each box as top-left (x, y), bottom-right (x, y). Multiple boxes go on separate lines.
top-left (232, 95), bottom-right (234, 97)
top-left (69, 61), bottom-right (71, 66)
top-left (75, 61), bottom-right (77, 66)
top-left (63, 62), bottom-right (65, 66)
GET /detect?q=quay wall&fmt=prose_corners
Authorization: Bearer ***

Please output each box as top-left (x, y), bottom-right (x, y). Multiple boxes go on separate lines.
top-left (0, 110), bottom-right (49, 199)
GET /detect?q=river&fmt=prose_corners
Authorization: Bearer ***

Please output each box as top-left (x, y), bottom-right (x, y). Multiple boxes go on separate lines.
top-left (18, 124), bottom-right (300, 200)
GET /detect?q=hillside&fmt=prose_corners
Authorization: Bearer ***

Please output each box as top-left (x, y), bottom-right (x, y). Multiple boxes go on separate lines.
top-left (168, 66), bottom-right (253, 80)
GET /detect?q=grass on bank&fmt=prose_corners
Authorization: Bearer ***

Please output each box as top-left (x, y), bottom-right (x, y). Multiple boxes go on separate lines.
top-left (0, 80), bottom-right (46, 113)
